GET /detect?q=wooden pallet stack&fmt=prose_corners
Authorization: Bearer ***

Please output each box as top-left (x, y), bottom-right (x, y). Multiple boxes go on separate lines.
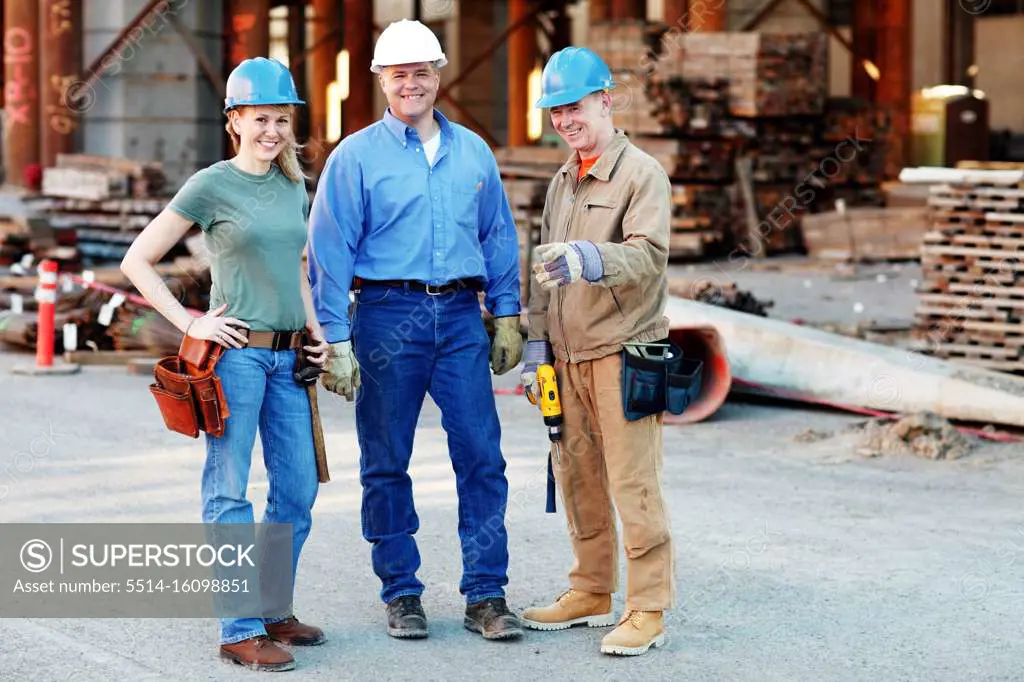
top-left (493, 146), bottom-right (565, 303)
top-left (915, 170), bottom-right (1024, 373)
top-left (679, 32), bottom-right (827, 117)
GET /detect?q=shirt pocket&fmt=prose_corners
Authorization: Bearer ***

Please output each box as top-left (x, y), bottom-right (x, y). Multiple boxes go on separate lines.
top-left (450, 181), bottom-right (483, 231)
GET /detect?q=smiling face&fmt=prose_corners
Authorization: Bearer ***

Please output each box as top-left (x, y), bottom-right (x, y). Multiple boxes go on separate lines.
top-left (229, 105), bottom-right (293, 164)
top-left (549, 91), bottom-right (615, 159)
top-left (378, 62), bottom-right (440, 125)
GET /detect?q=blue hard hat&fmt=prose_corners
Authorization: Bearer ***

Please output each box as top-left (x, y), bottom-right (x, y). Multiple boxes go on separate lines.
top-left (534, 47), bottom-right (615, 109)
top-left (224, 57), bottom-right (305, 113)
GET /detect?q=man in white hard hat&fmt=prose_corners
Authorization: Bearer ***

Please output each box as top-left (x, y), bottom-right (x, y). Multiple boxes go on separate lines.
top-left (308, 19), bottom-right (525, 642)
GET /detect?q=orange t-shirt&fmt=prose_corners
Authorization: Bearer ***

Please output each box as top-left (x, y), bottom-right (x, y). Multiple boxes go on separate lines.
top-left (578, 156), bottom-right (597, 181)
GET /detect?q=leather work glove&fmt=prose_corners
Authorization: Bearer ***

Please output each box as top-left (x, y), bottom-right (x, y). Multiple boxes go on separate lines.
top-left (520, 340), bottom-right (553, 402)
top-left (490, 316), bottom-right (524, 375)
top-left (532, 241), bottom-right (604, 290)
top-left (321, 340), bottom-right (360, 401)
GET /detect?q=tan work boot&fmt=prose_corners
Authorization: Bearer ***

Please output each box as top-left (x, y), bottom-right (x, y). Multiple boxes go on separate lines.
top-left (521, 588), bottom-right (615, 631)
top-left (600, 610), bottom-right (666, 656)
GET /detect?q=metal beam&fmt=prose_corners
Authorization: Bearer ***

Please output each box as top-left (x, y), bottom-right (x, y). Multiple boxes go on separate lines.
top-left (739, 0), bottom-right (786, 31)
top-left (438, 91), bottom-right (500, 147)
top-left (166, 12), bottom-right (226, 98)
top-left (440, 2), bottom-right (546, 97)
top-left (78, 0), bottom-right (166, 93)
top-left (791, 0), bottom-right (855, 55)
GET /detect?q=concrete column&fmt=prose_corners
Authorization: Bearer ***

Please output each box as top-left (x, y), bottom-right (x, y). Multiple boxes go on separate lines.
top-left (590, 0), bottom-right (610, 23)
top-left (342, 0), bottom-right (374, 136)
top-left (610, 0), bottom-right (646, 20)
top-left (662, 0), bottom-right (689, 28)
top-left (225, 0), bottom-right (270, 70)
top-left (4, 0), bottom-right (41, 187)
top-left (875, 0), bottom-right (912, 173)
top-left (309, 0), bottom-right (342, 171)
top-left (851, 0), bottom-right (877, 100)
top-left (288, 2), bottom-right (309, 143)
top-left (40, 0), bottom-right (83, 167)
top-left (507, 0), bottom-right (534, 146)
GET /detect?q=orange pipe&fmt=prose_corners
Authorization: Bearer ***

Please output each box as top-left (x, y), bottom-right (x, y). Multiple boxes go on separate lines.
top-left (665, 325), bottom-right (732, 424)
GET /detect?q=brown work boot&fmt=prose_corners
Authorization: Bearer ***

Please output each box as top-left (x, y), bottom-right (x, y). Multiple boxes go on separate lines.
top-left (266, 616), bottom-right (327, 646)
top-left (521, 588), bottom-right (615, 631)
top-left (600, 610), bottom-right (666, 656)
top-left (219, 635), bottom-right (295, 671)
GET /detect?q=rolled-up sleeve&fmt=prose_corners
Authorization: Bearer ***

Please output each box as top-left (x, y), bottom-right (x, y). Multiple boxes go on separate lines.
top-left (478, 148), bottom-right (521, 318)
top-left (308, 144), bottom-right (363, 343)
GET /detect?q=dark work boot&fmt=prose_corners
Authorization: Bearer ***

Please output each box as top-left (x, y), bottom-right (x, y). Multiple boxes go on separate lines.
top-left (386, 595), bottom-right (428, 639)
top-left (464, 597), bottom-right (524, 641)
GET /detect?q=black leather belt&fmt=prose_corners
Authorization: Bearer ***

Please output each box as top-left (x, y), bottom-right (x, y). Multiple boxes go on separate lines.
top-left (353, 277), bottom-right (483, 295)
top-left (244, 329), bottom-right (304, 351)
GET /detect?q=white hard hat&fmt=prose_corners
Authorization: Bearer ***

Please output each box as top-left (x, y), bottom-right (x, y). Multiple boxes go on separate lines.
top-left (371, 19), bottom-right (448, 73)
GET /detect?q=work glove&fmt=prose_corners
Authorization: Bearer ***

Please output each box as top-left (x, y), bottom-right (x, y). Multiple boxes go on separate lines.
top-left (520, 340), bottom-right (553, 402)
top-left (321, 340), bottom-right (360, 401)
top-left (490, 316), bottom-right (524, 375)
top-left (533, 241), bottom-right (604, 290)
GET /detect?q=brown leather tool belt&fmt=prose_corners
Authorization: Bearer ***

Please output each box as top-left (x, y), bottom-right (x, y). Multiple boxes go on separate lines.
top-left (352, 277), bottom-right (483, 295)
top-left (243, 329), bottom-right (304, 351)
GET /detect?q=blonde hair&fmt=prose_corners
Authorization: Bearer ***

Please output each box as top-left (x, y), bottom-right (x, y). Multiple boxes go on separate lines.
top-left (225, 105), bottom-right (307, 183)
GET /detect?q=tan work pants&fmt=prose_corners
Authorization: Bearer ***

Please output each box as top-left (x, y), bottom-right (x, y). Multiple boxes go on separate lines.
top-left (553, 352), bottom-right (674, 611)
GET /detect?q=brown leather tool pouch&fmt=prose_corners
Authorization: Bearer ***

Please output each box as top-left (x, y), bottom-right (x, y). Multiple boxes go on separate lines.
top-left (149, 335), bottom-right (229, 438)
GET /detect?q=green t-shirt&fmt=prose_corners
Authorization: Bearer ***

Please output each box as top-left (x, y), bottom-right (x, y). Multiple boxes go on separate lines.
top-left (169, 160), bottom-right (309, 331)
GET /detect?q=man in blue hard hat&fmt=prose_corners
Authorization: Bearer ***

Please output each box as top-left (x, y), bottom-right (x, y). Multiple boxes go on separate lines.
top-left (519, 46), bottom-right (676, 657)
top-left (307, 20), bottom-right (525, 642)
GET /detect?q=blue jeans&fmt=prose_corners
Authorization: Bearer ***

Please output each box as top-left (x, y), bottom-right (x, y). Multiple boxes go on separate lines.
top-left (353, 284), bottom-right (510, 605)
top-left (202, 346), bottom-right (320, 644)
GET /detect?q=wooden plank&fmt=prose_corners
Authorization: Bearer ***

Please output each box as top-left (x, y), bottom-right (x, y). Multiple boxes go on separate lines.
top-left (932, 343), bottom-right (1019, 359)
top-left (929, 184), bottom-right (1024, 199)
top-left (915, 305), bottom-right (1008, 321)
top-left (986, 212), bottom-right (1024, 225)
top-left (922, 245), bottom-right (1024, 260)
top-left (947, 283), bottom-right (1024, 297)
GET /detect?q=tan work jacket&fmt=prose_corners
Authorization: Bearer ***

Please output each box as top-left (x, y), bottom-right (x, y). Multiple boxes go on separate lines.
top-left (527, 130), bottom-right (671, 363)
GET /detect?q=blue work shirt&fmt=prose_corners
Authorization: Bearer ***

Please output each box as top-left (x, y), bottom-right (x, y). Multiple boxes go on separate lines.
top-left (308, 108), bottom-right (521, 343)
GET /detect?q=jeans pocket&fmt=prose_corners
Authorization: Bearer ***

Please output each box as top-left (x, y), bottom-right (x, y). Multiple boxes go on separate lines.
top-left (666, 358), bottom-right (704, 415)
top-left (357, 287), bottom-right (392, 306)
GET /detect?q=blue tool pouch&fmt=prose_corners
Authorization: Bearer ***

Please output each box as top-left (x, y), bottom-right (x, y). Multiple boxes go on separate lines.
top-left (621, 340), bottom-right (703, 421)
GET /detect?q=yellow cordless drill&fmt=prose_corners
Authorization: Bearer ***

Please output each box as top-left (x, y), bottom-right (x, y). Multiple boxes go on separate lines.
top-left (527, 364), bottom-right (563, 461)
top-left (527, 363), bottom-right (563, 514)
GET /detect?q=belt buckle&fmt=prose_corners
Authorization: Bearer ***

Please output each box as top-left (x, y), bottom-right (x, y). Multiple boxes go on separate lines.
top-left (425, 283), bottom-right (444, 296)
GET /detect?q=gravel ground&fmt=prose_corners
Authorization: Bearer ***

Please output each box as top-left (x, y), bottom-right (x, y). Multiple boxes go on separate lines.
top-left (2, 259), bottom-right (1023, 681)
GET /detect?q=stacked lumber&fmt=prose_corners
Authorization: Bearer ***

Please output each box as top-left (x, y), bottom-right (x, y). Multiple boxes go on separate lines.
top-left (802, 207), bottom-right (930, 261)
top-left (915, 170), bottom-right (1024, 373)
top-left (670, 185), bottom-right (731, 258)
top-left (0, 264), bottom-right (210, 358)
top-left (21, 195), bottom-right (184, 267)
top-left (678, 32), bottom-right (827, 117)
top-left (493, 146), bottom-right (563, 303)
top-left (42, 154), bottom-right (166, 200)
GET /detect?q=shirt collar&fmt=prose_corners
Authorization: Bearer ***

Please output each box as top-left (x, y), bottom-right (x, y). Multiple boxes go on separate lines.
top-left (559, 129), bottom-right (630, 182)
top-left (382, 108), bottom-right (452, 146)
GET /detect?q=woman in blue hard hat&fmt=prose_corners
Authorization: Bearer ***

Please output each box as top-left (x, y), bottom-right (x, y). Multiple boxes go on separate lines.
top-left (121, 57), bottom-right (328, 672)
